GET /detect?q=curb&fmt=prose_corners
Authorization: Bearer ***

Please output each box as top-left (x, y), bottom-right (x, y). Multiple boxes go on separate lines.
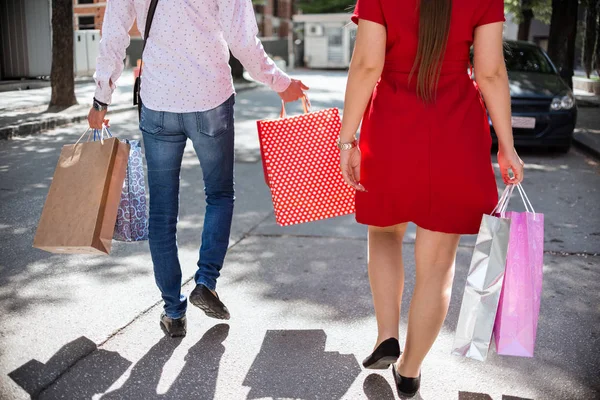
top-left (0, 105), bottom-right (136, 140)
top-left (0, 82), bottom-right (260, 140)
top-left (575, 96), bottom-right (600, 108)
top-left (573, 132), bottom-right (600, 160)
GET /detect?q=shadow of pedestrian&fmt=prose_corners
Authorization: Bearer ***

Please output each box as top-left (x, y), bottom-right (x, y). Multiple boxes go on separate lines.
top-left (9, 336), bottom-right (131, 399)
top-left (100, 336), bottom-right (183, 400)
top-left (162, 324), bottom-right (229, 399)
top-left (363, 374), bottom-right (395, 400)
top-left (458, 392), bottom-right (533, 400)
top-left (100, 323), bottom-right (229, 400)
top-left (243, 329), bottom-right (361, 400)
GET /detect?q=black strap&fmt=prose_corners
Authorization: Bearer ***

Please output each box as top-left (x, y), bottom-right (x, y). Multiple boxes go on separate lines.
top-left (134, 0), bottom-right (158, 110)
top-left (141, 0), bottom-right (159, 68)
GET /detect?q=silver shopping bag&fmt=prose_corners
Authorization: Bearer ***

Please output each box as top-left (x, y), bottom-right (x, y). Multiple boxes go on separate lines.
top-left (451, 186), bottom-right (513, 361)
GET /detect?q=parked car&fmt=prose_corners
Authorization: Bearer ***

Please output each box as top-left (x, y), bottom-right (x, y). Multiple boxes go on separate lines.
top-left (476, 41), bottom-right (577, 152)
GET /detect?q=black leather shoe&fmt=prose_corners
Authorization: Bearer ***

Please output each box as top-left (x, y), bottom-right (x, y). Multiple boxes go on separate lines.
top-left (189, 284), bottom-right (231, 320)
top-left (362, 338), bottom-right (401, 369)
top-left (392, 363), bottom-right (421, 398)
top-left (160, 312), bottom-right (187, 338)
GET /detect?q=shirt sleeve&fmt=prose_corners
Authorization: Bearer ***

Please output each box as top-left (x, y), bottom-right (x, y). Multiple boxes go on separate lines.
top-left (351, 0), bottom-right (386, 26)
top-left (476, 0), bottom-right (506, 27)
top-left (93, 0), bottom-right (136, 105)
top-left (218, 0), bottom-right (291, 93)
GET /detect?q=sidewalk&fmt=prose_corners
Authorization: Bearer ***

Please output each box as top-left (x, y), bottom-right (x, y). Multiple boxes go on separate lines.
top-left (574, 90), bottom-right (600, 158)
top-left (1, 108), bottom-right (598, 399)
top-left (0, 71), bottom-right (599, 399)
top-left (0, 70), bottom-right (259, 140)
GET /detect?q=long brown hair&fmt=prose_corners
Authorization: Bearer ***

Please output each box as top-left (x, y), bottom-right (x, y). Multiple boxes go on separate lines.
top-left (410, 0), bottom-right (453, 103)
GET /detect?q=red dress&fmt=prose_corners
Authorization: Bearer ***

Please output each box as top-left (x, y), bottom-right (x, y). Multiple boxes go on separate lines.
top-left (352, 0), bottom-right (505, 234)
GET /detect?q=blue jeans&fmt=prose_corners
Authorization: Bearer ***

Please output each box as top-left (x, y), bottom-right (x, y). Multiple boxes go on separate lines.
top-left (140, 95), bottom-right (235, 319)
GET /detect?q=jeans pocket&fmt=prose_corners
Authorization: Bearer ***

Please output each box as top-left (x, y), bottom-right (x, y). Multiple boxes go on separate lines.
top-left (140, 105), bottom-right (165, 135)
top-left (197, 95), bottom-right (234, 138)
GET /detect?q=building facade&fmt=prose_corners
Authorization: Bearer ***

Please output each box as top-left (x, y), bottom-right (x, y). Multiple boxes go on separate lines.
top-left (73, 0), bottom-right (294, 68)
top-left (73, 0), bottom-right (141, 36)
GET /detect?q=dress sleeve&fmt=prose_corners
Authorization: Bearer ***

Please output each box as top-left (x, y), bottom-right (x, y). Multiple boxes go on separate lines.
top-left (351, 0), bottom-right (386, 27)
top-left (476, 0), bottom-right (506, 27)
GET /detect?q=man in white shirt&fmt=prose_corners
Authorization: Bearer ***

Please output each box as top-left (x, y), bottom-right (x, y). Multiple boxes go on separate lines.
top-left (88, 0), bottom-right (306, 337)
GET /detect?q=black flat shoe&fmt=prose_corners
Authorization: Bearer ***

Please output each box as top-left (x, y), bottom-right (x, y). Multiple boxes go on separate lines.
top-left (189, 284), bottom-right (231, 320)
top-left (392, 363), bottom-right (421, 398)
top-left (362, 338), bottom-right (400, 369)
top-left (160, 312), bottom-right (187, 338)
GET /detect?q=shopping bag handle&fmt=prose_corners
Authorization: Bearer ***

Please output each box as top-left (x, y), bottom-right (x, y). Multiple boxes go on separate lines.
top-left (492, 184), bottom-right (515, 216)
top-left (75, 125), bottom-right (113, 146)
top-left (492, 183), bottom-right (537, 218)
top-left (515, 183), bottom-right (536, 215)
top-left (279, 95), bottom-right (311, 118)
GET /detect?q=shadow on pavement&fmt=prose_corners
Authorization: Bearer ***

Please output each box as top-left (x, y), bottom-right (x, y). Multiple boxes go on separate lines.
top-left (101, 323), bottom-right (229, 400)
top-left (13, 324), bottom-right (230, 399)
top-left (363, 373), bottom-right (395, 400)
top-left (9, 336), bottom-right (131, 398)
top-left (459, 392), bottom-right (533, 400)
top-left (243, 329), bottom-right (361, 400)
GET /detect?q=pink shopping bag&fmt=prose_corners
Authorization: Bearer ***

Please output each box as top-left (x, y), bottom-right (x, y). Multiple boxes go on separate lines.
top-left (493, 184), bottom-right (544, 357)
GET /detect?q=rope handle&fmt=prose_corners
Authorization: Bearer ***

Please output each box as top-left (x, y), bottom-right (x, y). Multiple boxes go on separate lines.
top-left (492, 183), bottom-right (537, 218)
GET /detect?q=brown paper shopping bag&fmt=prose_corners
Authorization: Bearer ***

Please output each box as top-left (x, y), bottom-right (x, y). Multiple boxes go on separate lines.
top-left (33, 134), bottom-right (129, 254)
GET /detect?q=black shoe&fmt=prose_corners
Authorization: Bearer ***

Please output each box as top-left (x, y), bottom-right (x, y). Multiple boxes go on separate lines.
top-left (189, 284), bottom-right (231, 320)
top-left (362, 338), bottom-right (401, 369)
top-left (160, 312), bottom-right (187, 338)
top-left (392, 363), bottom-right (421, 398)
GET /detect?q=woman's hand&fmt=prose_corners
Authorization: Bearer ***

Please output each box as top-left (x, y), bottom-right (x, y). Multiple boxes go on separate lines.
top-left (340, 147), bottom-right (366, 191)
top-left (497, 146), bottom-right (524, 185)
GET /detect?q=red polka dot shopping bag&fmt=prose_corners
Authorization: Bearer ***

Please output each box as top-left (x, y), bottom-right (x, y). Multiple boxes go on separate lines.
top-left (257, 97), bottom-right (356, 226)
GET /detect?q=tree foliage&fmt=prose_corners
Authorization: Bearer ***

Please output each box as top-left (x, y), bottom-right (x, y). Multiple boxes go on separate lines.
top-left (504, 0), bottom-right (553, 24)
top-left (296, 0), bottom-right (355, 14)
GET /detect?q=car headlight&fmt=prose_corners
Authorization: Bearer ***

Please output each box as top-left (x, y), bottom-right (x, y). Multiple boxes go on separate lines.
top-left (551, 94), bottom-right (575, 110)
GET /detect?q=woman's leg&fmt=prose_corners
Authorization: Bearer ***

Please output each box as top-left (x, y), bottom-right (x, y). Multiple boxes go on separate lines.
top-left (398, 226), bottom-right (460, 377)
top-left (368, 223), bottom-right (408, 347)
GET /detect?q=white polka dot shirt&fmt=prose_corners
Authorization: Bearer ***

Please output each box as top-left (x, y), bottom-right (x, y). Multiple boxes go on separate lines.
top-left (93, 0), bottom-right (291, 112)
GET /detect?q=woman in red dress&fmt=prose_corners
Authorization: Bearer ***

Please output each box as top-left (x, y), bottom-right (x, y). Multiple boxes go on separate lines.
top-left (339, 0), bottom-right (525, 396)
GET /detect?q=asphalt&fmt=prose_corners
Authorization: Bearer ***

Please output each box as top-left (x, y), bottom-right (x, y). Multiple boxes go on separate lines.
top-left (0, 71), bottom-right (599, 400)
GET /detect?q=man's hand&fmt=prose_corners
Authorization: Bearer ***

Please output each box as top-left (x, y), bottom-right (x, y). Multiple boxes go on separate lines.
top-left (88, 107), bottom-right (109, 130)
top-left (278, 79), bottom-right (309, 103)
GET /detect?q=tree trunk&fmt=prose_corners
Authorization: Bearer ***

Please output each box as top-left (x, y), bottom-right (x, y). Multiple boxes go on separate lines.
top-left (594, 1), bottom-right (600, 76)
top-left (518, 1), bottom-right (534, 42)
top-left (583, 0), bottom-right (599, 78)
top-left (50, 0), bottom-right (77, 109)
top-left (547, 0), bottom-right (579, 89)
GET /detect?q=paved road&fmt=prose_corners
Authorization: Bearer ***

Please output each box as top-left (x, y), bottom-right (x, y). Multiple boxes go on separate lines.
top-left (0, 71), bottom-right (598, 400)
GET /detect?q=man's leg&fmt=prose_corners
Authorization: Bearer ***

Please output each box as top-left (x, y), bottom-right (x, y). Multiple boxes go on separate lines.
top-left (183, 95), bottom-right (235, 319)
top-left (140, 105), bottom-right (188, 323)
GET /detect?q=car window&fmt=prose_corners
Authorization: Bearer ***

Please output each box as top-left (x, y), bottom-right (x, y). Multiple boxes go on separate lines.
top-left (504, 45), bottom-right (555, 74)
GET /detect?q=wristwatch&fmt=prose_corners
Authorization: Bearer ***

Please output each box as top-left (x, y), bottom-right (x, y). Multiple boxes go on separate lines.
top-left (337, 137), bottom-right (358, 151)
top-left (93, 98), bottom-right (108, 112)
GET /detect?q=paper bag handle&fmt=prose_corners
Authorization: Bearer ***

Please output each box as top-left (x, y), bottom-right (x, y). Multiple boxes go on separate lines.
top-left (279, 95), bottom-right (311, 118)
top-left (75, 125), bottom-right (113, 146)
